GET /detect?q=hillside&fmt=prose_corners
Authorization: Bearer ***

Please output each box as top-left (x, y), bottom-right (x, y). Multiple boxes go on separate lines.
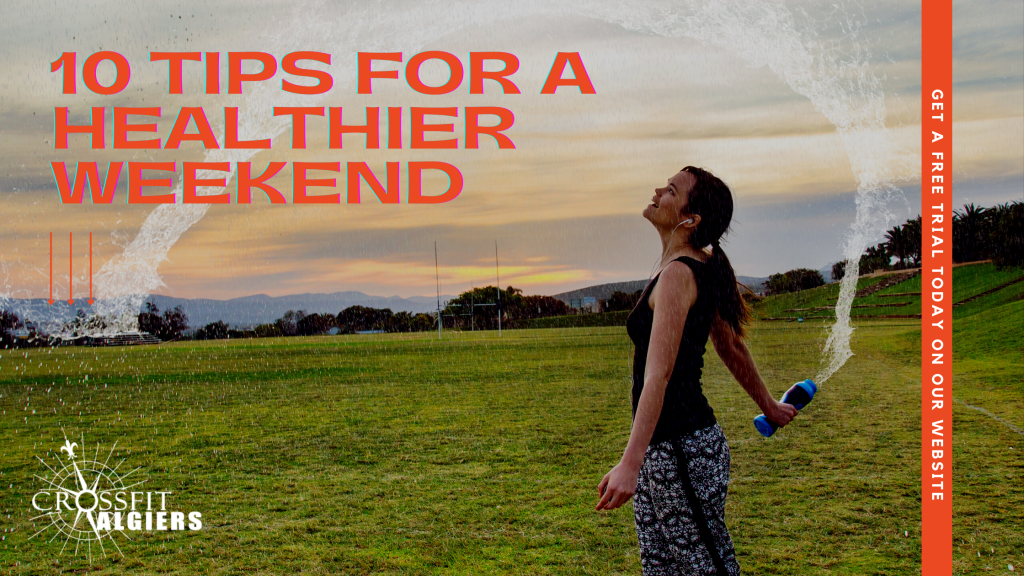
top-left (551, 280), bottom-right (648, 304)
top-left (750, 262), bottom-right (1024, 322)
top-left (551, 275), bottom-right (769, 304)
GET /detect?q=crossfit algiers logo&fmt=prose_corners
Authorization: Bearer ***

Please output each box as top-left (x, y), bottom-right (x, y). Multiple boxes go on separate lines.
top-left (29, 433), bottom-right (202, 560)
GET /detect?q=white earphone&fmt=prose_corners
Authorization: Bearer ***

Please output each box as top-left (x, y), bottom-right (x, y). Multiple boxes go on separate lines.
top-left (673, 218), bottom-right (694, 231)
top-left (648, 217), bottom-right (698, 281)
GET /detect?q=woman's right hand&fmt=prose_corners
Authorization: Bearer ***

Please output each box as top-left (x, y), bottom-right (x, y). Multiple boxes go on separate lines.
top-left (596, 458), bottom-right (642, 512)
top-left (766, 400), bottom-right (798, 427)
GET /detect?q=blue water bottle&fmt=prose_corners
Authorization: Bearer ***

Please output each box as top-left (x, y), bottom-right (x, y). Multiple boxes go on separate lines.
top-left (753, 379), bottom-right (817, 437)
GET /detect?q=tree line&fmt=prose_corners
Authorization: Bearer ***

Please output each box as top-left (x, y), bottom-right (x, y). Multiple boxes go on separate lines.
top-left (604, 202), bottom-right (1021, 301)
top-left (1, 285), bottom-right (582, 346)
top-left (436, 286), bottom-right (569, 331)
top-left (187, 287), bottom-right (575, 338)
top-left (9, 199), bottom-right (1015, 348)
top-left (832, 201), bottom-right (1022, 281)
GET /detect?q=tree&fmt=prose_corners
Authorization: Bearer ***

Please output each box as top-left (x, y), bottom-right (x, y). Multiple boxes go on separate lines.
top-left (884, 225), bottom-right (909, 269)
top-left (903, 216), bottom-right (922, 267)
top-left (194, 321), bottom-right (229, 340)
top-left (373, 308), bottom-right (394, 331)
top-left (61, 309), bottom-right (89, 337)
top-left (0, 310), bottom-right (20, 332)
top-left (520, 295), bottom-right (568, 320)
top-left (989, 201), bottom-right (1024, 268)
top-left (831, 260), bottom-right (847, 283)
top-left (859, 245), bottom-right (890, 275)
top-left (953, 203), bottom-right (990, 263)
top-left (390, 311), bottom-right (413, 333)
top-left (254, 323), bottom-right (283, 338)
top-left (159, 306), bottom-right (188, 341)
top-left (138, 302), bottom-right (163, 335)
top-left (228, 328), bottom-right (256, 339)
top-left (763, 273), bottom-right (792, 296)
top-left (336, 305), bottom-right (392, 332)
top-left (297, 313), bottom-right (335, 335)
top-left (441, 286), bottom-right (505, 330)
top-left (275, 310), bottom-right (305, 336)
top-left (1, 309), bottom-right (20, 348)
top-left (411, 313), bottom-right (435, 332)
top-left (792, 268), bottom-right (825, 291)
top-left (764, 268), bottom-right (825, 295)
top-left (604, 290), bottom-right (642, 312)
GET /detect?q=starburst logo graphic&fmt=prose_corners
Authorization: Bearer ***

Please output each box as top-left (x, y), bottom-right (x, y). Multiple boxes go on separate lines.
top-left (29, 431), bottom-right (203, 561)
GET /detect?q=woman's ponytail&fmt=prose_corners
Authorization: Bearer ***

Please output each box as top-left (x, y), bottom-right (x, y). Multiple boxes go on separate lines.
top-left (707, 240), bottom-right (750, 337)
top-left (681, 166), bottom-right (751, 337)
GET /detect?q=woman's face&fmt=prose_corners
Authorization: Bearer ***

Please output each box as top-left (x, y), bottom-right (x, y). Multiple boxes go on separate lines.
top-left (643, 170), bottom-right (696, 228)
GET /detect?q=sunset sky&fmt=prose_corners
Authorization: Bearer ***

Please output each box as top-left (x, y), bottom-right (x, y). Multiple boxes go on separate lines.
top-left (1, 0), bottom-right (1021, 302)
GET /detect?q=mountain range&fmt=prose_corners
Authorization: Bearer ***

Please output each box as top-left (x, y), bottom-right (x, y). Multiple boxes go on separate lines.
top-left (5, 264), bottom-right (837, 329)
top-left (551, 275), bottom-right (772, 302)
top-left (5, 292), bottom-right (454, 330)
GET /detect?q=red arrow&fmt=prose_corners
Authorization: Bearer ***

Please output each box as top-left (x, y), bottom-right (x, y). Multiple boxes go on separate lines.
top-left (88, 232), bottom-right (94, 305)
top-left (48, 232), bottom-right (54, 305)
top-left (68, 232), bottom-right (74, 305)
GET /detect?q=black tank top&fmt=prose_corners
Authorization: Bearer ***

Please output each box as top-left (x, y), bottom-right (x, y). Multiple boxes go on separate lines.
top-left (626, 256), bottom-right (717, 444)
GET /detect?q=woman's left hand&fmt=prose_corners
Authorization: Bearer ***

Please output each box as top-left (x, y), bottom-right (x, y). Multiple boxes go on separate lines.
top-left (596, 459), bottom-right (642, 511)
top-left (765, 400), bottom-right (799, 427)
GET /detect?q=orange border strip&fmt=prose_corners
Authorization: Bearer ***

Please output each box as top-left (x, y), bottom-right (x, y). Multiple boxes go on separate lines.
top-left (921, 0), bottom-right (953, 572)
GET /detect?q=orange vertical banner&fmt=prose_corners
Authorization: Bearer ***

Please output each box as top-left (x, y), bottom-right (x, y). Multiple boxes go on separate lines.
top-left (921, 0), bottom-right (953, 573)
top-left (68, 232), bottom-right (74, 304)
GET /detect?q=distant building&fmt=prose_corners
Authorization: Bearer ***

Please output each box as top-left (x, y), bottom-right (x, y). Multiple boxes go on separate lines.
top-left (569, 296), bottom-right (601, 313)
top-left (554, 279), bottom-right (648, 309)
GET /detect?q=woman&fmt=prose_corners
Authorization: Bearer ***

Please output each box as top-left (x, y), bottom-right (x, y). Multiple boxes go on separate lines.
top-left (595, 166), bottom-right (798, 575)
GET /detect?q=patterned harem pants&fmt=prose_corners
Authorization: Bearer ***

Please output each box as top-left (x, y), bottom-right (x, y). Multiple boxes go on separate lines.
top-left (633, 423), bottom-right (741, 575)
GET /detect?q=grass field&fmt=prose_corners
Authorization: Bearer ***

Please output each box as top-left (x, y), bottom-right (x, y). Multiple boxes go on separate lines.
top-left (753, 262), bottom-right (1024, 321)
top-left (0, 276), bottom-right (1021, 574)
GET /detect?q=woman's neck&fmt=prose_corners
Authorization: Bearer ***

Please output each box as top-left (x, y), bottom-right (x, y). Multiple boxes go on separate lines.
top-left (659, 246), bottom-right (706, 267)
top-left (659, 229), bottom-right (705, 266)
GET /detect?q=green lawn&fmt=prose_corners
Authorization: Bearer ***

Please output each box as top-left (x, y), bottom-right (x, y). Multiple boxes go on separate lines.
top-left (749, 274), bottom-right (890, 319)
top-left (0, 298), bottom-right (1020, 574)
top-left (946, 301), bottom-right (1024, 576)
top-left (753, 262), bottom-right (1024, 321)
top-left (520, 310), bottom-right (629, 329)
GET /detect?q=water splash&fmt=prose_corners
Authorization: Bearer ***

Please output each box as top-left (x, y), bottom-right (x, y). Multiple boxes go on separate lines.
top-left (91, 0), bottom-right (548, 334)
top-left (560, 1), bottom-right (917, 381)
top-left (11, 0), bottom-right (916, 378)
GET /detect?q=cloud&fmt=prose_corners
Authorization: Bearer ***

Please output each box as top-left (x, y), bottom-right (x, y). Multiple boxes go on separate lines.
top-left (0, 0), bottom-right (1021, 300)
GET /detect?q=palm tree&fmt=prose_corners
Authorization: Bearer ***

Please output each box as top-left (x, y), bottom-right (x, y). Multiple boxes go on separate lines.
top-left (903, 216), bottom-right (922, 267)
top-left (954, 203), bottom-right (988, 262)
top-left (884, 225), bottom-right (909, 269)
top-left (988, 200), bottom-right (1024, 268)
top-left (859, 244), bottom-right (890, 274)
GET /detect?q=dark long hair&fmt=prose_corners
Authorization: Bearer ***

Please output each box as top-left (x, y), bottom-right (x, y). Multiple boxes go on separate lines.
top-left (681, 166), bottom-right (751, 337)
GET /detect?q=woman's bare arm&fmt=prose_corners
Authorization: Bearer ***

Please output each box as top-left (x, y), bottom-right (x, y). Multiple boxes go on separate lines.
top-left (709, 313), bottom-right (797, 426)
top-left (596, 261), bottom-right (697, 511)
